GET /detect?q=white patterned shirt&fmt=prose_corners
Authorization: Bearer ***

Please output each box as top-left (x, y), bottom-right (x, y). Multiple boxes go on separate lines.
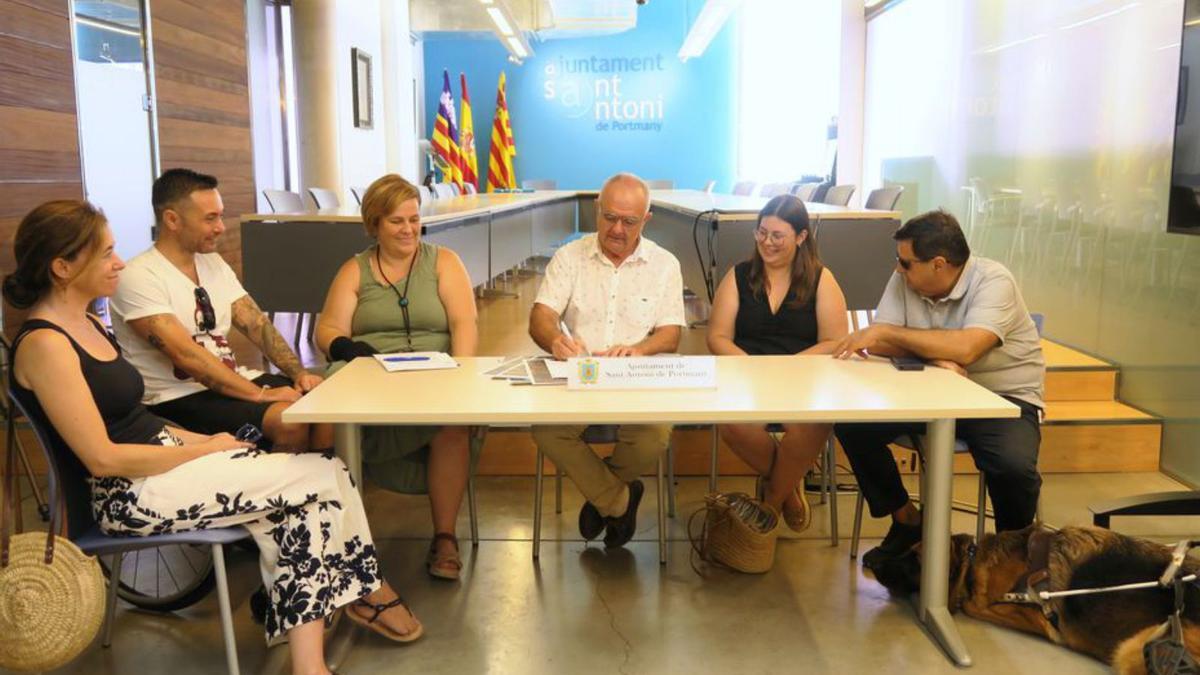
top-left (534, 234), bottom-right (685, 352)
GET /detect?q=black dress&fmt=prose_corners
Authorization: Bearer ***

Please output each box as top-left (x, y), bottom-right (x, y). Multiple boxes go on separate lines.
top-left (732, 261), bottom-right (822, 356)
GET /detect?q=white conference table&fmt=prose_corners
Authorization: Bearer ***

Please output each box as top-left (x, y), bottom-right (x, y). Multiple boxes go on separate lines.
top-left (284, 354), bottom-right (1017, 667)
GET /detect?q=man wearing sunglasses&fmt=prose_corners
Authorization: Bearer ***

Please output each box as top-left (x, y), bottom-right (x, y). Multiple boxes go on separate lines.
top-left (830, 209), bottom-right (1044, 571)
top-left (110, 168), bottom-right (330, 452)
top-left (528, 173), bottom-right (685, 549)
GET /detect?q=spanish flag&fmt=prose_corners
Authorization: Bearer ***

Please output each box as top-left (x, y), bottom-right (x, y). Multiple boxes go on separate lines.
top-left (431, 69), bottom-right (464, 190)
top-left (459, 73), bottom-right (479, 192)
top-left (486, 72), bottom-right (518, 192)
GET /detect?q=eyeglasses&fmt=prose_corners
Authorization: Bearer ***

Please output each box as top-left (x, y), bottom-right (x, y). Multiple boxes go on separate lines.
top-left (753, 227), bottom-right (792, 245)
top-left (194, 286), bottom-right (216, 332)
top-left (896, 255), bottom-right (929, 271)
top-left (600, 211), bottom-right (644, 228)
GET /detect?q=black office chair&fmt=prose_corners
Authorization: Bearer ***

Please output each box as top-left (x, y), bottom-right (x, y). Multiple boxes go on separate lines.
top-left (864, 186), bottom-right (904, 211)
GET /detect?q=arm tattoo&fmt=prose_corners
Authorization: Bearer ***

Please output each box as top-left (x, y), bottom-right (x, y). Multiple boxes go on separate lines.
top-left (147, 332), bottom-right (164, 349)
top-left (232, 295), bottom-right (305, 379)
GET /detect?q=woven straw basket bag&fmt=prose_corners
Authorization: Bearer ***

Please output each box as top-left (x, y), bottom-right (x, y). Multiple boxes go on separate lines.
top-left (1, 447), bottom-right (106, 672)
top-left (690, 492), bottom-right (781, 574)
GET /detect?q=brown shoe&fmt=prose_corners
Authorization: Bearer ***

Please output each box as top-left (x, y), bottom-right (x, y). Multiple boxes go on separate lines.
top-left (426, 532), bottom-right (462, 581)
top-left (782, 487), bottom-right (811, 533)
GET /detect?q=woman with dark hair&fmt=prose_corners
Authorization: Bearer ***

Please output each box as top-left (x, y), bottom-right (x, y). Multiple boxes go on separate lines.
top-left (4, 200), bottom-right (422, 675)
top-left (706, 194), bottom-right (849, 531)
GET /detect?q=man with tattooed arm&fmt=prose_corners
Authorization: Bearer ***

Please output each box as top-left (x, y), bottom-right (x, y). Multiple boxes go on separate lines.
top-left (110, 168), bottom-right (330, 451)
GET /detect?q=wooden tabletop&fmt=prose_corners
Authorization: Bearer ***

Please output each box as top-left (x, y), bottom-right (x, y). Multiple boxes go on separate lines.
top-left (243, 190), bottom-right (899, 226)
top-left (283, 355), bottom-right (1018, 426)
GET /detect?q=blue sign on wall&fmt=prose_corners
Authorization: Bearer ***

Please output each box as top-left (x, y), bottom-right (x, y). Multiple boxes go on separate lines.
top-left (423, 1), bottom-right (738, 191)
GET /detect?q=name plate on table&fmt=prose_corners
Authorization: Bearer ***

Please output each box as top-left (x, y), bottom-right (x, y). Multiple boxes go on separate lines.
top-left (566, 356), bottom-right (716, 390)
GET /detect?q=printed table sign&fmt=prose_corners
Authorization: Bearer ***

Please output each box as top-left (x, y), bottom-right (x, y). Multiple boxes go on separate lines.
top-left (566, 356), bottom-right (716, 390)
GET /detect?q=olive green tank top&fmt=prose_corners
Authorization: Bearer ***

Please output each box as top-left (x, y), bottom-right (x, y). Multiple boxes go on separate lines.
top-left (351, 241), bottom-right (450, 353)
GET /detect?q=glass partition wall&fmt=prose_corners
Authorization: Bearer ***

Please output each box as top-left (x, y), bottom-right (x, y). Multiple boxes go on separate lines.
top-left (863, 0), bottom-right (1200, 484)
top-left (71, 0), bottom-right (158, 261)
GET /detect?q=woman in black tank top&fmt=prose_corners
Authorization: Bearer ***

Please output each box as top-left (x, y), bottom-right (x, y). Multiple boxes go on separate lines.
top-left (4, 200), bottom-right (424, 671)
top-left (705, 195), bottom-right (850, 533)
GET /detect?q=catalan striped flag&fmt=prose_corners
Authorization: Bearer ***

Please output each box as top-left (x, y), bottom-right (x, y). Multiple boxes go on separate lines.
top-left (459, 73), bottom-right (479, 192)
top-left (431, 69), bottom-right (464, 190)
top-left (486, 72), bottom-right (518, 192)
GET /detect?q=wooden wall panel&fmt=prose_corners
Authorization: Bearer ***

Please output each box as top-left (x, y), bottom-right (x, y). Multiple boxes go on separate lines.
top-left (150, 0), bottom-right (254, 277)
top-left (0, 0), bottom-right (82, 336)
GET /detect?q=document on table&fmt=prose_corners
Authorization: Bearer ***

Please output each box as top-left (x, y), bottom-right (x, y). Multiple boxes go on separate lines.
top-left (373, 352), bottom-right (458, 372)
top-left (524, 357), bottom-right (568, 386)
top-left (483, 356), bottom-right (531, 380)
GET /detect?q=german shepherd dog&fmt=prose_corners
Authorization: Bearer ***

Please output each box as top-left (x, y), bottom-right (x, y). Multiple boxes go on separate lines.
top-left (870, 525), bottom-right (1200, 674)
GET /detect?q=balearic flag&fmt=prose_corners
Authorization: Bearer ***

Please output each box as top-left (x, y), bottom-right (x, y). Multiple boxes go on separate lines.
top-left (431, 69), bottom-right (464, 190)
top-left (459, 73), bottom-right (479, 192)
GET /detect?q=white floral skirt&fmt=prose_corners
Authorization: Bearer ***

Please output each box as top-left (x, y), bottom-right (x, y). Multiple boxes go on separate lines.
top-left (89, 447), bottom-right (381, 642)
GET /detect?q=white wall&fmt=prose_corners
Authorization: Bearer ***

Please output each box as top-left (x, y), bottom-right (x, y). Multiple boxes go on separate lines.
top-left (382, 0), bottom-right (420, 181)
top-left (334, 0), bottom-right (388, 198)
top-left (837, 0), bottom-right (865, 206)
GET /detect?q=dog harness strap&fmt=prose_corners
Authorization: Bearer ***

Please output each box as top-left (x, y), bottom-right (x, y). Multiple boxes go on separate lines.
top-left (999, 530), bottom-right (1061, 630)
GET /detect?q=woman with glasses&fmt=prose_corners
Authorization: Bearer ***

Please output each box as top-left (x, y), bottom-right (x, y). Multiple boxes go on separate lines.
top-left (315, 174), bottom-right (478, 581)
top-left (705, 194), bottom-right (849, 532)
top-left (4, 201), bottom-right (423, 674)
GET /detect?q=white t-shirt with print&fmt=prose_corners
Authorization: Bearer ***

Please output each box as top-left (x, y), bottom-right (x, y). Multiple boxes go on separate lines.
top-left (110, 247), bottom-right (262, 405)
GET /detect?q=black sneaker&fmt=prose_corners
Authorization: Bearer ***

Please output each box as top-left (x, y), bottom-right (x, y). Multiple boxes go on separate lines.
top-left (862, 518), bottom-right (923, 570)
top-left (579, 501), bottom-right (605, 541)
top-left (602, 480), bottom-right (644, 549)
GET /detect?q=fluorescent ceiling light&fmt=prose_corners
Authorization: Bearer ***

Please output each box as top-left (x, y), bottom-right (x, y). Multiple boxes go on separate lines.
top-left (75, 15), bottom-right (142, 38)
top-left (506, 35), bottom-right (528, 58)
top-left (679, 0), bottom-right (743, 62)
top-left (479, 0), bottom-right (494, 4)
top-left (487, 6), bottom-right (514, 36)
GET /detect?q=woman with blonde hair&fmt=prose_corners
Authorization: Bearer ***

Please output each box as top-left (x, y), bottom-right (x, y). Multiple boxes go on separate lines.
top-left (316, 174), bottom-right (479, 580)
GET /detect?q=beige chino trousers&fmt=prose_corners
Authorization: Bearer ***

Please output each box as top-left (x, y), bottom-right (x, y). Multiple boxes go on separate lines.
top-left (531, 424), bottom-right (672, 516)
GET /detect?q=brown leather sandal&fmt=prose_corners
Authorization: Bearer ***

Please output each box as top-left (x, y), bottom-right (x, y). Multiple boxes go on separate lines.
top-left (346, 595), bottom-right (424, 643)
top-left (427, 532), bottom-right (463, 581)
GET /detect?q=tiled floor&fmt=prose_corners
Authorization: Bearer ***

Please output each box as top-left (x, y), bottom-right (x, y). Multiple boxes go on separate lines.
top-left (13, 469), bottom-right (1197, 675)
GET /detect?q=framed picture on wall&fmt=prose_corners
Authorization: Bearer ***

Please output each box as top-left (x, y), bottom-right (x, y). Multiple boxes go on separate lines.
top-left (352, 48), bottom-right (373, 129)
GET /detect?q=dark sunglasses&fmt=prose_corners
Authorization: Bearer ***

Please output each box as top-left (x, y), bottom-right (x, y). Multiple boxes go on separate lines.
top-left (194, 286), bottom-right (216, 332)
top-left (896, 255), bottom-right (929, 271)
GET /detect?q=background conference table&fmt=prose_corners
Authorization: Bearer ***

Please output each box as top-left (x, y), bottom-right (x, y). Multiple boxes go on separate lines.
top-left (241, 190), bottom-right (900, 315)
top-left (284, 354), bottom-right (1016, 667)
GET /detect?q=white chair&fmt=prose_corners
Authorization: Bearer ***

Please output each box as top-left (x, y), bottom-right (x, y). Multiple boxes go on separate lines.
top-left (262, 189), bottom-right (305, 213)
top-left (789, 183), bottom-right (820, 202)
top-left (418, 185), bottom-right (433, 203)
top-left (702, 180), bottom-right (716, 193)
top-left (732, 181), bottom-right (757, 196)
top-left (307, 187), bottom-right (340, 210)
top-left (821, 185), bottom-right (856, 207)
top-left (432, 183), bottom-right (456, 199)
top-left (864, 186), bottom-right (904, 211)
top-left (464, 182), bottom-right (478, 195)
top-left (349, 187), bottom-right (366, 205)
top-left (758, 183), bottom-right (790, 198)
